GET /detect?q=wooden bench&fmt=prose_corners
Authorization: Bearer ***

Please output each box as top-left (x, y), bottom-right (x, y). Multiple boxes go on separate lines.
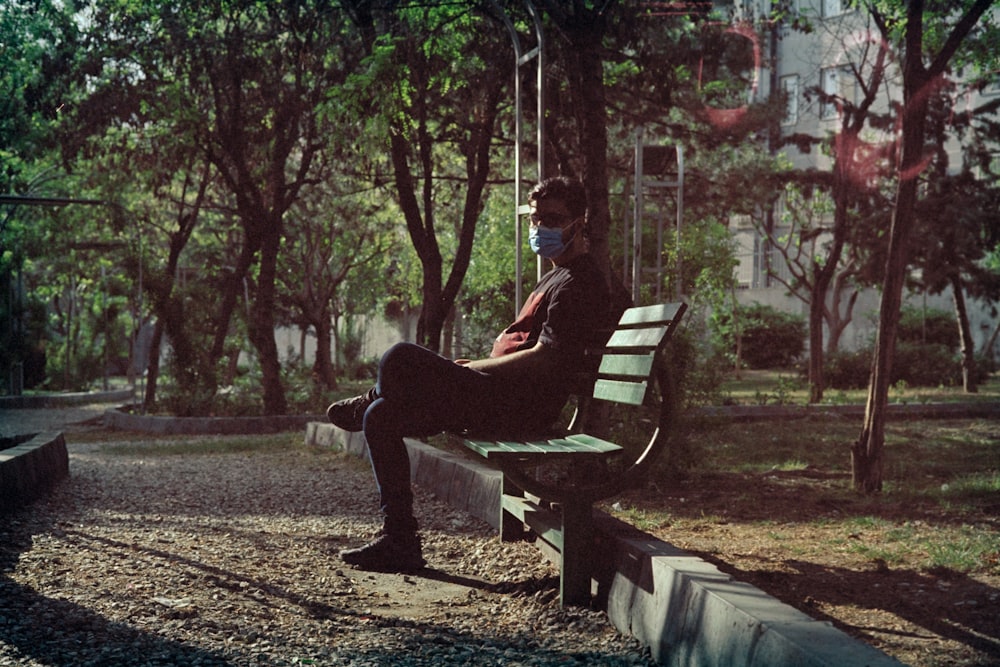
top-left (461, 302), bottom-right (687, 606)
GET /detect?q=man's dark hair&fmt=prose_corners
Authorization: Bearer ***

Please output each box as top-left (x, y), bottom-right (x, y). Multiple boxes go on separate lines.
top-left (528, 176), bottom-right (587, 220)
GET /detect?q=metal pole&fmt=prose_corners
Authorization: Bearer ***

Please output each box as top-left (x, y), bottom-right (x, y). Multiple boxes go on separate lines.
top-left (656, 195), bottom-right (663, 302)
top-left (514, 41), bottom-right (524, 312)
top-left (676, 145), bottom-right (684, 300)
top-left (526, 0), bottom-right (545, 284)
top-left (491, 0), bottom-right (544, 314)
top-left (489, 1), bottom-right (524, 313)
top-left (137, 226), bottom-right (145, 412)
top-left (632, 130), bottom-right (643, 304)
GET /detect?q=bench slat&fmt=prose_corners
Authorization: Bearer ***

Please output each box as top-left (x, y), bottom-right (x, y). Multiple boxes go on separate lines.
top-left (465, 439), bottom-right (551, 455)
top-left (464, 434), bottom-right (622, 463)
top-left (562, 433), bottom-right (622, 452)
top-left (551, 435), bottom-right (621, 454)
top-left (593, 378), bottom-right (649, 405)
top-left (617, 302), bottom-right (686, 327)
top-left (598, 352), bottom-right (655, 378)
top-left (605, 325), bottom-right (668, 350)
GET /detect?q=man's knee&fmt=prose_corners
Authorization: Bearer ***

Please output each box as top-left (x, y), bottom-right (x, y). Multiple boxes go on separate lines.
top-left (378, 342), bottom-right (438, 397)
top-left (379, 342), bottom-right (423, 376)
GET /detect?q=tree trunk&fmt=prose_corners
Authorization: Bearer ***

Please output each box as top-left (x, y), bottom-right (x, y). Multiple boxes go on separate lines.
top-left (853, 3), bottom-right (929, 493)
top-left (563, 11), bottom-right (619, 304)
top-left (825, 271), bottom-right (859, 355)
top-left (144, 318), bottom-right (165, 409)
top-left (950, 275), bottom-right (978, 393)
top-left (807, 292), bottom-right (826, 403)
top-left (416, 260), bottom-right (444, 352)
top-left (149, 217), bottom-right (202, 411)
top-left (313, 310), bottom-right (337, 390)
top-left (852, 193), bottom-right (920, 494)
top-left (210, 236), bottom-right (258, 369)
top-left (249, 219), bottom-right (287, 415)
top-left (809, 129), bottom-right (857, 403)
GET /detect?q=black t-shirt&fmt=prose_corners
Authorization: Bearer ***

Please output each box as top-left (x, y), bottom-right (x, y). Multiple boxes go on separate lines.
top-left (489, 253), bottom-right (612, 425)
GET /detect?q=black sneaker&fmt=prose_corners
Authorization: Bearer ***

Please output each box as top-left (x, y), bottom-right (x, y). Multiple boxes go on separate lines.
top-left (340, 531), bottom-right (426, 573)
top-left (326, 391), bottom-right (374, 432)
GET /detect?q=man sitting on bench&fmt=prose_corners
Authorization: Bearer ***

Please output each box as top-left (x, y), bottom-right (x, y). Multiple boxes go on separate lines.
top-left (326, 176), bottom-right (613, 573)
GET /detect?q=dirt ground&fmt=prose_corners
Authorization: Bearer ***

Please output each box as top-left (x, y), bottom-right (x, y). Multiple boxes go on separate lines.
top-left (610, 466), bottom-right (1000, 667)
top-left (8, 406), bottom-right (998, 666)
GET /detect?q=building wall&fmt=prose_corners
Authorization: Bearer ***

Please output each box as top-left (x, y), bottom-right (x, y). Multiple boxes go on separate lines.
top-left (274, 312), bottom-right (417, 368)
top-left (722, 0), bottom-right (999, 360)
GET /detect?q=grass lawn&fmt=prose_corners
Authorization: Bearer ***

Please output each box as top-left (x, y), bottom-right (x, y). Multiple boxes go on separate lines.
top-left (605, 372), bottom-right (999, 666)
top-left (717, 368), bottom-right (1000, 407)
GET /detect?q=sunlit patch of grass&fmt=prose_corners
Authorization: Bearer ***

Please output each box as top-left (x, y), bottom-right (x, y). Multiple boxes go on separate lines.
top-left (730, 459), bottom-right (812, 473)
top-left (772, 459), bottom-right (810, 471)
top-left (840, 516), bottom-right (999, 574)
top-left (926, 527), bottom-right (1000, 573)
top-left (847, 515), bottom-right (892, 530)
top-left (847, 541), bottom-right (913, 566)
top-left (98, 433), bottom-right (302, 457)
top-left (610, 504), bottom-right (672, 532)
top-left (935, 472), bottom-right (1000, 507)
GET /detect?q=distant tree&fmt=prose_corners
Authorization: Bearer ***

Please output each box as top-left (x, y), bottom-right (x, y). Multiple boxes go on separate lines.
top-left (853, 0), bottom-right (996, 494)
top-left (761, 182), bottom-right (865, 361)
top-left (343, 1), bottom-right (508, 352)
top-left (61, 0), bottom-right (367, 414)
top-left (0, 0), bottom-right (84, 391)
top-left (278, 182), bottom-right (395, 390)
top-left (910, 171), bottom-right (1000, 392)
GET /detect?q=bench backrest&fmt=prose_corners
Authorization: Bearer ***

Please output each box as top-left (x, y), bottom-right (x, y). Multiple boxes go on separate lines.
top-left (591, 302), bottom-right (687, 406)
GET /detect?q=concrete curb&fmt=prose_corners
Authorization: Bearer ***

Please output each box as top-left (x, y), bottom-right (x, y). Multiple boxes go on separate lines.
top-left (103, 409), bottom-right (325, 435)
top-left (696, 401), bottom-right (1000, 422)
top-left (303, 422), bottom-right (902, 667)
top-left (0, 432), bottom-right (69, 512)
top-left (0, 389), bottom-right (134, 410)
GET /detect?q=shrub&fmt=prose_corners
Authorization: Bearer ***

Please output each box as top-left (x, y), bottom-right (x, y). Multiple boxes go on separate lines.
top-left (823, 341), bottom-right (988, 390)
top-left (898, 306), bottom-right (958, 350)
top-left (893, 342), bottom-right (963, 387)
top-left (823, 349), bottom-right (871, 389)
top-left (715, 302), bottom-right (806, 369)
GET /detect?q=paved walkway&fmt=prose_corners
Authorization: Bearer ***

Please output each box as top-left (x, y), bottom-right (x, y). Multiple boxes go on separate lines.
top-left (0, 404), bottom-right (109, 439)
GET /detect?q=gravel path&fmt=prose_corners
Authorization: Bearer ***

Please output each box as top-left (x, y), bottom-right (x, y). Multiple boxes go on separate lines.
top-left (0, 413), bottom-right (656, 666)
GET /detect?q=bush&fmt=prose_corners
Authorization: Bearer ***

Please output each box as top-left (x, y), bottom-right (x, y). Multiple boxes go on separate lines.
top-left (823, 349), bottom-right (871, 389)
top-left (893, 342), bottom-right (963, 387)
top-left (715, 303), bottom-right (806, 369)
top-left (898, 306), bottom-right (958, 349)
top-left (823, 342), bottom-right (990, 390)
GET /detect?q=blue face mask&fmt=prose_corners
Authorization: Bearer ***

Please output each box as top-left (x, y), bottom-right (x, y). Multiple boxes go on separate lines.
top-left (529, 223), bottom-right (574, 259)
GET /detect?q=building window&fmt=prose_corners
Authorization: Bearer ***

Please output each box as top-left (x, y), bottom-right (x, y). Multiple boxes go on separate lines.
top-left (821, 67), bottom-right (838, 118)
top-left (822, 0), bottom-right (843, 17)
top-left (733, 230), bottom-right (757, 289)
top-left (820, 66), bottom-right (854, 119)
top-left (781, 75), bottom-right (799, 125)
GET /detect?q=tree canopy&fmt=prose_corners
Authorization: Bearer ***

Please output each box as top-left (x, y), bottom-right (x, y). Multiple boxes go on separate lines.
top-left (2, 0), bottom-right (996, 451)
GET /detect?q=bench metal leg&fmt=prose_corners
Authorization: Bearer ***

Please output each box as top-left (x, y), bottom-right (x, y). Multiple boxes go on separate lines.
top-left (559, 502), bottom-right (594, 606)
top-left (498, 470), bottom-right (595, 606)
top-left (500, 474), bottom-right (526, 542)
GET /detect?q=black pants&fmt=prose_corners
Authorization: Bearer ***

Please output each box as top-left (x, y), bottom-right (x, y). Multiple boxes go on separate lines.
top-left (361, 342), bottom-right (553, 529)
